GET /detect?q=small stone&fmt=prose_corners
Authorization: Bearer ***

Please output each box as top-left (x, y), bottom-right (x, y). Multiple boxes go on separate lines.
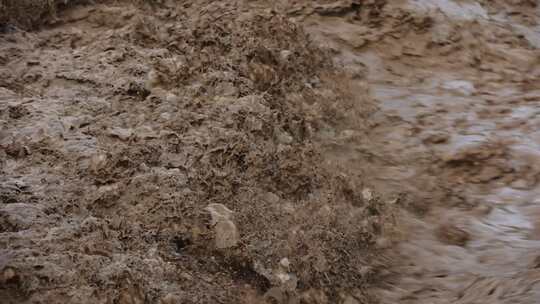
top-left (139, 162), bottom-right (149, 172)
top-left (280, 258), bottom-right (290, 268)
top-left (205, 204), bottom-right (239, 249)
top-left (205, 203), bottom-right (234, 226)
top-left (109, 128), bottom-right (133, 140)
top-left (276, 270), bottom-right (297, 291)
top-left (214, 219), bottom-right (239, 249)
top-left (362, 188), bottom-right (373, 202)
top-left (276, 130), bottom-right (294, 145)
top-left (89, 153), bottom-right (108, 174)
top-left (280, 50), bottom-right (292, 61)
top-left (145, 69), bottom-right (161, 90)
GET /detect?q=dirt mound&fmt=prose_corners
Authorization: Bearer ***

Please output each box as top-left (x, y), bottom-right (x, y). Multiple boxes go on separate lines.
top-left (0, 1), bottom-right (391, 303)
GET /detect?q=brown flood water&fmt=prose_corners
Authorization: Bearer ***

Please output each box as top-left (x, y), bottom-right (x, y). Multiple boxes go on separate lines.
top-left (301, 0), bottom-right (540, 302)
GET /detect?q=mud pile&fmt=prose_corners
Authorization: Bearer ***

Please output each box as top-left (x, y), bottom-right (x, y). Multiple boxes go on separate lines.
top-left (0, 1), bottom-right (391, 303)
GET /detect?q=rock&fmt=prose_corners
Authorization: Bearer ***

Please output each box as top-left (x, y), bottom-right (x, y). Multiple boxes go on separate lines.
top-left (205, 204), bottom-right (239, 249)
top-left (275, 267), bottom-right (298, 291)
top-left (89, 153), bottom-right (108, 174)
top-left (280, 258), bottom-right (290, 268)
top-left (109, 128), bottom-right (133, 140)
top-left (280, 50), bottom-right (292, 61)
top-left (362, 188), bottom-right (373, 202)
top-left (276, 130), bottom-right (294, 145)
top-left (205, 203), bottom-right (234, 225)
top-left (214, 220), bottom-right (240, 249)
top-left (145, 69), bottom-right (162, 90)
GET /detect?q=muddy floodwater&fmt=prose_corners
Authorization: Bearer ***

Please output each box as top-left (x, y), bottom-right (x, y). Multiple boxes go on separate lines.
top-left (302, 0), bottom-right (540, 302)
top-left (1, 0), bottom-right (540, 303)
